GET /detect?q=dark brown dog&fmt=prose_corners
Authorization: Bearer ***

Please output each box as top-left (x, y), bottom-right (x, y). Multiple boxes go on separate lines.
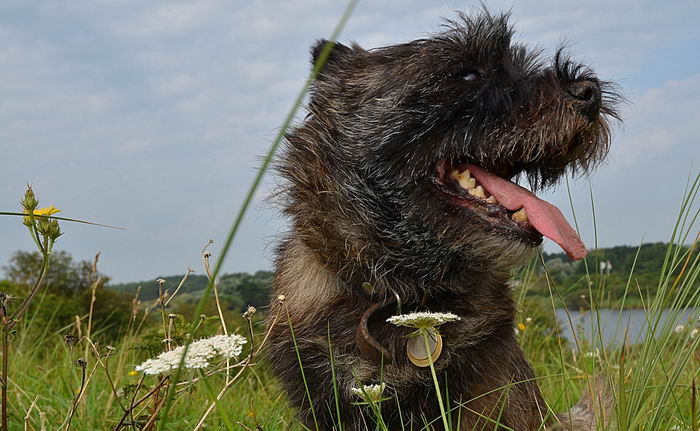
top-left (267, 9), bottom-right (619, 430)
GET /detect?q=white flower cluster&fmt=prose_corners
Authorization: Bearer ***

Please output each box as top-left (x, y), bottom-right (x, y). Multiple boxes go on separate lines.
top-left (351, 383), bottom-right (386, 403)
top-left (387, 312), bottom-right (460, 329)
top-left (135, 334), bottom-right (247, 375)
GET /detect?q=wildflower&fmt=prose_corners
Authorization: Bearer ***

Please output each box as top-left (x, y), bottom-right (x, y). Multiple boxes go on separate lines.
top-left (243, 305), bottom-right (257, 319)
top-left (20, 188), bottom-right (63, 239)
top-left (387, 312), bottom-right (460, 330)
top-left (675, 324), bottom-right (686, 334)
top-left (352, 383), bottom-right (386, 404)
top-left (525, 317), bottom-right (533, 324)
top-left (517, 323), bottom-right (526, 331)
top-left (690, 328), bottom-right (699, 339)
top-left (33, 205), bottom-right (61, 216)
top-left (135, 334), bottom-right (247, 375)
top-left (514, 327), bottom-right (520, 336)
top-left (128, 370), bottom-right (139, 376)
top-left (388, 312), bottom-right (457, 367)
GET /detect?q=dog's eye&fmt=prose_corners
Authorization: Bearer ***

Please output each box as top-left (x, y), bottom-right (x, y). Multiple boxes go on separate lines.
top-left (461, 70), bottom-right (481, 82)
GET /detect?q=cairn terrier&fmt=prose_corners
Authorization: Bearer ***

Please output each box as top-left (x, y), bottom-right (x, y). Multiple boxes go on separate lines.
top-left (267, 9), bottom-right (619, 430)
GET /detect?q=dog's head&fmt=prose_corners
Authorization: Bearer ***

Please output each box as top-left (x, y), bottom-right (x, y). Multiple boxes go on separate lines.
top-left (281, 10), bottom-right (620, 286)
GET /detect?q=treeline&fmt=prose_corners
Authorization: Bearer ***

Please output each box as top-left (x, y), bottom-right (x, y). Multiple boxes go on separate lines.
top-left (112, 241), bottom-right (686, 311)
top-left (1, 250), bottom-right (133, 340)
top-left (0, 242), bottom-right (690, 342)
top-left (0, 250), bottom-right (274, 343)
top-left (110, 270), bottom-right (273, 313)
top-left (531, 242), bottom-right (691, 308)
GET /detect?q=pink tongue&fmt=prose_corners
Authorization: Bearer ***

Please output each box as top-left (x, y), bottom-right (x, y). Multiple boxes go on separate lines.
top-left (467, 164), bottom-right (587, 260)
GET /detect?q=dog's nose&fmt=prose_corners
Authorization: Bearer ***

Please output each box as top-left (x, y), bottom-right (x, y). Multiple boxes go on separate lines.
top-left (566, 79), bottom-right (601, 122)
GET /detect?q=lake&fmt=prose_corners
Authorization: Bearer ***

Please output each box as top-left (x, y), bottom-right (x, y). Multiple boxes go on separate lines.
top-left (554, 308), bottom-right (699, 347)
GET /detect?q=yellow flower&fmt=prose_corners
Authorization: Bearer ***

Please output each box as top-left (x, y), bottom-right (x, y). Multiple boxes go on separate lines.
top-left (247, 410), bottom-right (256, 419)
top-left (33, 205), bottom-right (61, 216)
top-left (128, 370), bottom-right (139, 376)
top-left (517, 323), bottom-right (526, 331)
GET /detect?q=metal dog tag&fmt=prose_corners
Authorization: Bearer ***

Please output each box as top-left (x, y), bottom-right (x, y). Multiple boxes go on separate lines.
top-left (406, 328), bottom-right (443, 367)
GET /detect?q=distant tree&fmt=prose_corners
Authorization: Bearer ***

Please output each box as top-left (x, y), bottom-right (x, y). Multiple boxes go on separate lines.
top-left (2, 250), bottom-right (108, 296)
top-left (110, 274), bottom-right (210, 301)
top-left (219, 270), bottom-right (273, 311)
top-left (1, 250), bottom-right (132, 341)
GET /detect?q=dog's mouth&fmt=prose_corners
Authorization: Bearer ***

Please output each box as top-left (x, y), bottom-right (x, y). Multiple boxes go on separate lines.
top-left (433, 160), bottom-right (587, 260)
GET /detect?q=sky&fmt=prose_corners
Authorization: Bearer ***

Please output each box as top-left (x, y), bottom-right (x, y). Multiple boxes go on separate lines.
top-left (0, 1), bottom-right (698, 283)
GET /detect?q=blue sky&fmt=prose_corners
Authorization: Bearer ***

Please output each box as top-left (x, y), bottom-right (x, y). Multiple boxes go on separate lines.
top-left (1, 1), bottom-right (698, 283)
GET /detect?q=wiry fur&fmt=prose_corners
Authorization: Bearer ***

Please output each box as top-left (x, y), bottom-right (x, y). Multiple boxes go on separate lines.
top-left (267, 10), bottom-right (619, 430)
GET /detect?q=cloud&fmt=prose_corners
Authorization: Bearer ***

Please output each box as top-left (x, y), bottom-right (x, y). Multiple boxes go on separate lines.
top-left (241, 61), bottom-right (276, 83)
top-left (110, 1), bottom-right (219, 39)
top-left (0, 1), bottom-right (697, 282)
top-left (614, 74), bottom-right (700, 165)
top-left (155, 73), bottom-right (196, 94)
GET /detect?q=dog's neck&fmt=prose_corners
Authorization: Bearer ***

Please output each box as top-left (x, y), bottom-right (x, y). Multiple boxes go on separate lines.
top-left (278, 234), bottom-right (518, 318)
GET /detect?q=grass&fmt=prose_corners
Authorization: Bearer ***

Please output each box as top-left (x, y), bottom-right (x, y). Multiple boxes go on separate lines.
top-left (2, 172), bottom-right (697, 430)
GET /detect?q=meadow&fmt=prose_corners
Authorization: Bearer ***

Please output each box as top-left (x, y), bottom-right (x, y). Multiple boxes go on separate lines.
top-left (0, 170), bottom-right (698, 431)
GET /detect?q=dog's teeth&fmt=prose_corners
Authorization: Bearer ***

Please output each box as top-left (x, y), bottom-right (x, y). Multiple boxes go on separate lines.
top-left (512, 208), bottom-right (528, 222)
top-left (486, 196), bottom-right (498, 204)
top-left (460, 177), bottom-right (476, 189)
top-left (468, 185), bottom-right (485, 199)
top-left (452, 169), bottom-right (476, 190)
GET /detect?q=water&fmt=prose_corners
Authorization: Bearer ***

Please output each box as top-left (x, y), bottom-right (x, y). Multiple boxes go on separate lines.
top-left (554, 308), bottom-right (699, 347)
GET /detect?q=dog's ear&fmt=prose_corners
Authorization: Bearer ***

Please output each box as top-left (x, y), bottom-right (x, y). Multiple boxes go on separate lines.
top-left (310, 39), bottom-right (353, 77)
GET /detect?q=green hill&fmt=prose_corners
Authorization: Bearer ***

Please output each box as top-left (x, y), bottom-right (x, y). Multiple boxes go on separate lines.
top-left (109, 242), bottom-right (692, 311)
top-left (109, 271), bottom-right (274, 312)
top-left (534, 242), bottom-right (691, 308)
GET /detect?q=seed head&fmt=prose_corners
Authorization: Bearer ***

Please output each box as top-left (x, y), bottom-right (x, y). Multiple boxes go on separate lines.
top-left (243, 305), bottom-right (257, 319)
top-left (21, 185), bottom-right (38, 212)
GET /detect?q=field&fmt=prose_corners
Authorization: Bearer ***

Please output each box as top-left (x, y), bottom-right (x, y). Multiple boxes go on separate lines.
top-left (3, 171), bottom-right (700, 430)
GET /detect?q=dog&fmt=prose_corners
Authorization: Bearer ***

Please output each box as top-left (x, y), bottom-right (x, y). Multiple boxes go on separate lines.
top-left (267, 9), bottom-right (619, 430)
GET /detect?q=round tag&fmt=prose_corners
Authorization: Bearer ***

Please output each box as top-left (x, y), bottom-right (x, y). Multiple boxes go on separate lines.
top-left (406, 328), bottom-right (443, 367)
